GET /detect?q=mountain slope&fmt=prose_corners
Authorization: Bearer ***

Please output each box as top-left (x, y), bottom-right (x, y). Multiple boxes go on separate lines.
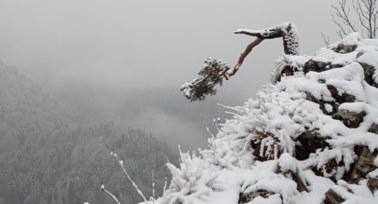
top-left (153, 33), bottom-right (378, 204)
top-left (0, 61), bottom-right (176, 204)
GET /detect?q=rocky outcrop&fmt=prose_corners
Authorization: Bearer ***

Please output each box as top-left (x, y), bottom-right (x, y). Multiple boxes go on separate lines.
top-left (368, 177), bottom-right (378, 192)
top-left (343, 146), bottom-right (377, 183)
top-left (332, 109), bottom-right (366, 128)
top-left (295, 131), bottom-right (329, 161)
top-left (254, 33), bottom-right (378, 202)
top-left (368, 122), bottom-right (378, 134)
top-left (331, 43), bottom-right (358, 54)
top-left (323, 189), bottom-right (345, 204)
top-left (251, 131), bottom-right (283, 161)
top-left (326, 85), bottom-right (356, 104)
top-left (157, 33), bottom-right (378, 204)
top-left (303, 59), bottom-right (331, 74)
top-left (238, 190), bottom-right (275, 204)
top-left (358, 62), bottom-right (378, 87)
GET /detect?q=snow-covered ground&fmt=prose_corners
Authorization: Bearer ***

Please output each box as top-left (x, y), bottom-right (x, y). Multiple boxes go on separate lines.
top-left (145, 33), bottom-right (378, 204)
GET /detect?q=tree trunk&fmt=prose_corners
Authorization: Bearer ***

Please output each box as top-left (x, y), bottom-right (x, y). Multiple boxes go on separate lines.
top-left (235, 22), bottom-right (299, 55)
top-left (229, 22), bottom-right (299, 77)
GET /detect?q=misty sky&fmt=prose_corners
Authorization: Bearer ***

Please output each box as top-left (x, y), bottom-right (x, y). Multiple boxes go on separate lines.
top-left (0, 0), bottom-right (337, 150)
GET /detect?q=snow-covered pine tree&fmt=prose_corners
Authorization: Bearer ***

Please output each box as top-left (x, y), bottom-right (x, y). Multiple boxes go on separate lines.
top-left (180, 58), bottom-right (230, 102)
top-left (180, 23), bottom-right (300, 102)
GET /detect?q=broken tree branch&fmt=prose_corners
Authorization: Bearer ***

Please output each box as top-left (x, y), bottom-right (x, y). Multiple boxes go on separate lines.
top-left (229, 22), bottom-right (299, 76)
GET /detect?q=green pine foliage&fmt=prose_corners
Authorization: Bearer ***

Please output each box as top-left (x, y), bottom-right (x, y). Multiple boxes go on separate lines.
top-left (180, 58), bottom-right (230, 102)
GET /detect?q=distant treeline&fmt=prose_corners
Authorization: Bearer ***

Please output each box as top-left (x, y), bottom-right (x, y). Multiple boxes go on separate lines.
top-left (0, 62), bottom-right (177, 204)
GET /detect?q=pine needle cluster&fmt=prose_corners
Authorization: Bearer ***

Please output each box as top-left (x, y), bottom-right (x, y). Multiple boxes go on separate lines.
top-left (180, 58), bottom-right (230, 102)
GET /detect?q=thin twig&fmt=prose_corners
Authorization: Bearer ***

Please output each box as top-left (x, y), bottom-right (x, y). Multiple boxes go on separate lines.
top-left (112, 153), bottom-right (148, 202)
top-left (321, 32), bottom-right (331, 45)
top-left (151, 171), bottom-right (155, 201)
top-left (332, 0), bottom-right (378, 38)
top-left (101, 184), bottom-right (122, 204)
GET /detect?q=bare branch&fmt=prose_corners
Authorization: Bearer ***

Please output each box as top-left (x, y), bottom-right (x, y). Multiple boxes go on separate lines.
top-left (374, 9), bottom-right (378, 37)
top-left (113, 154), bottom-right (148, 202)
top-left (233, 37), bottom-right (263, 73)
top-left (321, 32), bottom-right (331, 45)
top-left (354, 0), bottom-right (371, 36)
top-left (101, 185), bottom-right (122, 204)
top-left (332, 13), bottom-right (349, 37)
top-left (231, 23), bottom-right (299, 76)
top-left (332, 0), bottom-right (355, 36)
top-left (332, 0), bottom-right (378, 39)
top-left (151, 171), bottom-right (155, 201)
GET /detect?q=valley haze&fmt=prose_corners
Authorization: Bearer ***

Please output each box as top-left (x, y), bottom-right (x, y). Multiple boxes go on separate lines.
top-left (0, 0), bottom-right (335, 150)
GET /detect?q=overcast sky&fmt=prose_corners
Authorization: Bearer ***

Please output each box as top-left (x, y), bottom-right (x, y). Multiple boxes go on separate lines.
top-left (0, 0), bottom-right (337, 150)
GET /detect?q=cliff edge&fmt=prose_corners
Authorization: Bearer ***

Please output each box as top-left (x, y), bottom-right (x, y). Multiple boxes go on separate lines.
top-left (153, 33), bottom-right (378, 204)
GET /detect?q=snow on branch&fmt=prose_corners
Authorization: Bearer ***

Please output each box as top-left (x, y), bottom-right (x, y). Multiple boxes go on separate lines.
top-left (180, 23), bottom-right (300, 101)
top-left (111, 152), bottom-right (148, 202)
top-left (101, 184), bottom-right (122, 204)
top-left (100, 152), bottom-right (150, 204)
top-left (230, 22), bottom-right (299, 77)
top-left (180, 58), bottom-right (230, 102)
top-left (234, 22), bottom-right (299, 56)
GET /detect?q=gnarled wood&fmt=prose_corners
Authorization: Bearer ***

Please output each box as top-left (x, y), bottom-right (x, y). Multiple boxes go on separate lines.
top-left (228, 22), bottom-right (299, 78)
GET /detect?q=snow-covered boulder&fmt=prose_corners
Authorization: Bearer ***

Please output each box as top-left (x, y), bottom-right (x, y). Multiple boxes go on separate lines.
top-left (148, 33), bottom-right (378, 204)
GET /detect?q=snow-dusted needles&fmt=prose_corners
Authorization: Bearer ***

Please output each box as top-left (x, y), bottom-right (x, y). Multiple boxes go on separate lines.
top-left (180, 58), bottom-right (230, 102)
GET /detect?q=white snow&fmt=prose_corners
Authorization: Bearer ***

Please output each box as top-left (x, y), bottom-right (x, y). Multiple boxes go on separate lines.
top-left (143, 33), bottom-right (378, 204)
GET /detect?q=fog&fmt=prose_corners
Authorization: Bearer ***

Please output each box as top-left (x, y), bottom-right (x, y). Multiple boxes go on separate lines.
top-left (0, 0), bottom-right (336, 150)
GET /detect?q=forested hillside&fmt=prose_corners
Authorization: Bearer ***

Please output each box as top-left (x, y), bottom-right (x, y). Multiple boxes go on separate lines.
top-left (0, 61), bottom-right (176, 204)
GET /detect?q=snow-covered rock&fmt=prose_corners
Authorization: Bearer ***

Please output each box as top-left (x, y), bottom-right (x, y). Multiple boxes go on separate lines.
top-left (147, 33), bottom-right (378, 204)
